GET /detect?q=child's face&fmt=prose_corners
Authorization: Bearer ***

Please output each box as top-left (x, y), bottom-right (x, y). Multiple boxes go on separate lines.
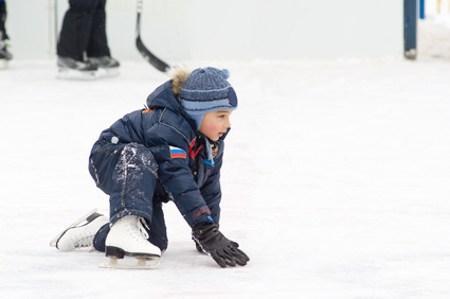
top-left (200, 110), bottom-right (232, 141)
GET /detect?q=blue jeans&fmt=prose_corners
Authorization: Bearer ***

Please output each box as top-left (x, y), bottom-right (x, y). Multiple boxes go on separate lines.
top-left (89, 141), bottom-right (168, 251)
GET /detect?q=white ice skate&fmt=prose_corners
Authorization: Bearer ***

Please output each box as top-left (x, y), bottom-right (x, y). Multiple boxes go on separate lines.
top-left (100, 215), bottom-right (161, 270)
top-left (49, 209), bottom-right (108, 251)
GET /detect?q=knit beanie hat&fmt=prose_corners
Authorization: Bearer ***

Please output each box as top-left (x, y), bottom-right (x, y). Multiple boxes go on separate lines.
top-left (179, 67), bottom-right (238, 129)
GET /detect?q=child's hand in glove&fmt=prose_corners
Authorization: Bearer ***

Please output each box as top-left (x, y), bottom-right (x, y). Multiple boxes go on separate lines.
top-left (192, 223), bottom-right (249, 267)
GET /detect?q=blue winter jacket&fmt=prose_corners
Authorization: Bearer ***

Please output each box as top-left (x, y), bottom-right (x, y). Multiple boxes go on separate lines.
top-left (93, 81), bottom-right (224, 228)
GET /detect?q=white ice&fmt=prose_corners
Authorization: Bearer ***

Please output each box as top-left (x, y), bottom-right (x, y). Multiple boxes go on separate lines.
top-left (0, 56), bottom-right (449, 299)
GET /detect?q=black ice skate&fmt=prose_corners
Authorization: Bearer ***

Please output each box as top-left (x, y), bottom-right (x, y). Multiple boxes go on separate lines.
top-left (50, 209), bottom-right (108, 251)
top-left (0, 38), bottom-right (12, 69)
top-left (88, 56), bottom-right (120, 78)
top-left (56, 56), bottom-right (98, 80)
top-left (100, 215), bottom-right (161, 269)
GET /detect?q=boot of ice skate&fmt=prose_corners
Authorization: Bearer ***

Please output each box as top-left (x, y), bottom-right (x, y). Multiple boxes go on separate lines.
top-left (102, 215), bottom-right (161, 269)
top-left (56, 56), bottom-right (98, 80)
top-left (0, 36), bottom-right (12, 69)
top-left (88, 56), bottom-right (120, 78)
top-left (50, 209), bottom-right (108, 251)
top-left (88, 56), bottom-right (120, 69)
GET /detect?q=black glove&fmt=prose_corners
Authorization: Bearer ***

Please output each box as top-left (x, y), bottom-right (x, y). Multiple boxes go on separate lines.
top-left (193, 237), bottom-right (239, 254)
top-left (192, 223), bottom-right (249, 267)
top-left (193, 238), bottom-right (206, 254)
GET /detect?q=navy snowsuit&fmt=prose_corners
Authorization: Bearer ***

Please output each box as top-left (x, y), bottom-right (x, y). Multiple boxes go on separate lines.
top-left (90, 81), bottom-right (224, 251)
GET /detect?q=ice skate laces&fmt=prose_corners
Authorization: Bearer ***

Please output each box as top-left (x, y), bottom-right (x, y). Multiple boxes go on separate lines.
top-left (137, 217), bottom-right (150, 239)
top-left (75, 235), bottom-right (94, 248)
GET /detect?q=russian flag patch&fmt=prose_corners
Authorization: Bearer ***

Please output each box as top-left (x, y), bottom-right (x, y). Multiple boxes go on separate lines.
top-left (169, 146), bottom-right (187, 159)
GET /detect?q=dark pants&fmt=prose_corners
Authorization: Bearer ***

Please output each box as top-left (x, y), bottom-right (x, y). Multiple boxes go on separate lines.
top-left (89, 141), bottom-right (168, 252)
top-left (0, 0), bottom-right (8, 40)
top-left (57, 0), bottom-right (111, 61)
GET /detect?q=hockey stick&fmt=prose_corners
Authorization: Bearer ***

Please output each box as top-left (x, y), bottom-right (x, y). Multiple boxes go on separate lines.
top-left (136, 0), bottom-right (170, 73)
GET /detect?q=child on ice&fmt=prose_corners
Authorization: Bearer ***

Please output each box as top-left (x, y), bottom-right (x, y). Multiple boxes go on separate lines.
top-left (51, 67), bottom-right (250, 268)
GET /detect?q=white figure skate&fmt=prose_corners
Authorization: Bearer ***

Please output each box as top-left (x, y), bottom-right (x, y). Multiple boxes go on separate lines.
top-left (100, 215), bottom-right (161, 269)
top-left (50, 209), bottom-right (108, 251)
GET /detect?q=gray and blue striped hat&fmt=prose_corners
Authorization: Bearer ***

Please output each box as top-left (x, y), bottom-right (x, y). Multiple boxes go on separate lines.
top-left (180, 67), bottom-right (237, 129)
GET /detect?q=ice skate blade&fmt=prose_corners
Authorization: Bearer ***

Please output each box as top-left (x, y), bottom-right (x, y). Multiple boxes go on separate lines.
top-left (56, 68), bottom-right (97, 80)
top-left (99, 256), bottom-right (160, 270)
top-left (96, 68), bottom-right (120, 78)
top-left (49, 209), bottom-right (99, 247)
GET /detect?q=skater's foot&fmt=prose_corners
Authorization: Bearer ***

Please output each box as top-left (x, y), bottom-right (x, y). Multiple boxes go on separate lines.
top-left (103, 215), bottom-right (161, 269)
top-left (57, 57), bottom-right (99, 80)
top-left (57, 56), bottom-right (98, 72)
top-left (88, 56), bottom-right (120, 69)
top-left (50, 209), bottom-right (108, 251)
top-left (0, 39), bottom-right (12, 61)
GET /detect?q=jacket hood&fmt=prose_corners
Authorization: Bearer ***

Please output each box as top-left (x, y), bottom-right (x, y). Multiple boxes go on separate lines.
top-left (146, 80), bottom-right (200, 133)
top-left (146, 81), bottom-right (182, 112)
top-left (146, 68), bottom-right (190, 111)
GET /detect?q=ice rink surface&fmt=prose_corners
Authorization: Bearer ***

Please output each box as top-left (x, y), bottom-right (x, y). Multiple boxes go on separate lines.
top-left (0, 58), bottom-right (449, 298)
